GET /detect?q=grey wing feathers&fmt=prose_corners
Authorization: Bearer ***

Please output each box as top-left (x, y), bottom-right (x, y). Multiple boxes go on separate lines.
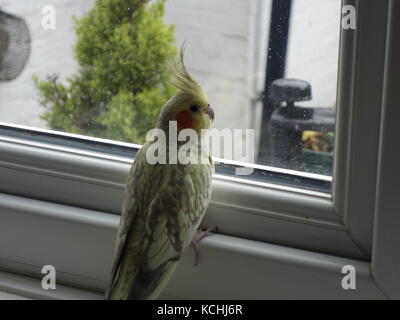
top-left (105, 148), bottom-right (146, 299)
top-left (106, 147), bottom-right (213, 300)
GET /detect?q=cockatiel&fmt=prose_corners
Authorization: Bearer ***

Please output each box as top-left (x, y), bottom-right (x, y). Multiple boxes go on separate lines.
top-left (105, 49), bottom-right (215, 300)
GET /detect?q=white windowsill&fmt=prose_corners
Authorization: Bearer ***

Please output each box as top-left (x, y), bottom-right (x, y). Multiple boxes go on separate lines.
top-left (0, 227), bottom-right (385, 299)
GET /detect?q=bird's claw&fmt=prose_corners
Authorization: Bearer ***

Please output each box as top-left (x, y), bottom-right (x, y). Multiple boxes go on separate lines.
top-left (190, 225), bottom-right (218, 266)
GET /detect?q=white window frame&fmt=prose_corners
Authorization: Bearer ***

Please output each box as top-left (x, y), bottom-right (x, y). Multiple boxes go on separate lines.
top-left (0, 0), bottom-right (398, 299)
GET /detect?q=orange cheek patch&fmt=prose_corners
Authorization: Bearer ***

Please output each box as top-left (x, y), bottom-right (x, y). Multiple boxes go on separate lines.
top-left (176, 110), bottom-right (194, 129)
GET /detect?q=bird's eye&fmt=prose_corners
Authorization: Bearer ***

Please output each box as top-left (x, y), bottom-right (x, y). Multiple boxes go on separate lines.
top-left (190, 104), bottom-right (200, 112)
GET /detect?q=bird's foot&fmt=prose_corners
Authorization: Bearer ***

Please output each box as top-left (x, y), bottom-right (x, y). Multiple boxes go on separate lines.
top-left (190, 225), bottom-right (218, 266)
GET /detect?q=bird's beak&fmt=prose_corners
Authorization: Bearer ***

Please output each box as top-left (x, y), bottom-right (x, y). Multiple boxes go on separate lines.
top-left (205, 104), bottom-right (215, 121)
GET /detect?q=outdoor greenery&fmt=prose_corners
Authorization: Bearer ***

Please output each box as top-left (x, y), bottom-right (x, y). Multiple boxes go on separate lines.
top-left (34, 0), bottom-right (177, 144)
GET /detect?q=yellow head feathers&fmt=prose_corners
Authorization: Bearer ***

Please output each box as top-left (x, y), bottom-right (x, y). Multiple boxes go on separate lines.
top-left (156, 46), bottom-right (214, 131)
top-left (170, 47), bottom-right (208, 106)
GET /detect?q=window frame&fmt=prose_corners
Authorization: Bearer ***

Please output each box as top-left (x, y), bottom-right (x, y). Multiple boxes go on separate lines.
top-left (0, 0), bottom-right (397, 299)
top-left (371, 0), bottom-right (400, 299)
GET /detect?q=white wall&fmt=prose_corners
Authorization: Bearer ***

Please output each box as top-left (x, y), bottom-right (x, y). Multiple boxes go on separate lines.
top-left (286, 0), bottom-right (341, 108)
top-left (0, 0), bottom-right (94, 127)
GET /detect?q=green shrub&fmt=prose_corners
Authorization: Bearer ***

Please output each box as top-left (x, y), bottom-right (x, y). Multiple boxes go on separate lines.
top-left (34, 0), bottom-right (176, 143)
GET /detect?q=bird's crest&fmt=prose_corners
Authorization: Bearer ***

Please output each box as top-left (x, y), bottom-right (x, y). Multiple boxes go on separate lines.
top-left (170, 47), bottom-right (208, 104)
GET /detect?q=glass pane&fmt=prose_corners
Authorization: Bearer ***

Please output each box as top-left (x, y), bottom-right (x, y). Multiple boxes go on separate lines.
top-left (0, 0), bottom-right (341, 179)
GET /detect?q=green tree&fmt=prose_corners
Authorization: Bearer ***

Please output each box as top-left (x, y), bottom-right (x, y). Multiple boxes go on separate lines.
top-left (34, 0), bottom-right (176, 143)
